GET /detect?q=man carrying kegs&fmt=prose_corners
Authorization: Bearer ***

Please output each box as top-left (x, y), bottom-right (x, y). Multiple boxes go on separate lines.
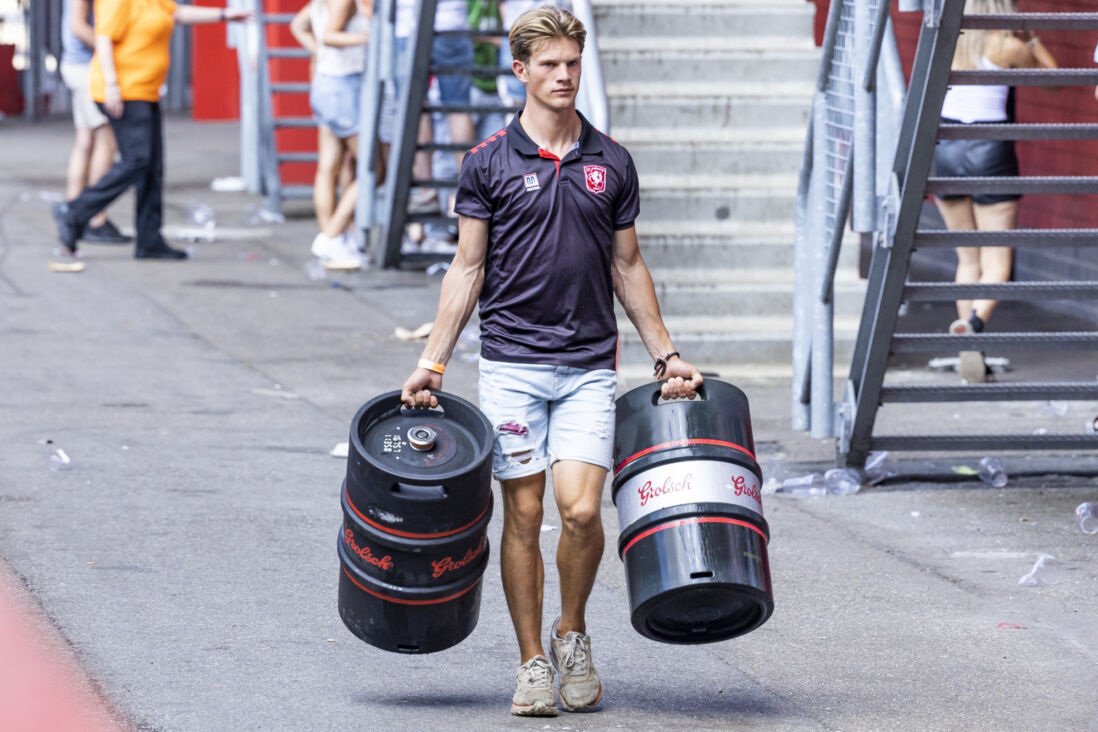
top-left (400, 5), bottom-right (702, 717)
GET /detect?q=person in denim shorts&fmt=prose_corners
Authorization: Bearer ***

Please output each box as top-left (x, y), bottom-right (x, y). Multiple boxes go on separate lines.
top-left (401, 6), bottom-right (701, 718)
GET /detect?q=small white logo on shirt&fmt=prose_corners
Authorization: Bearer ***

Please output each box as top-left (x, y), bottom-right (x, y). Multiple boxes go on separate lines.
top-left (523, 173), bottom-right (540, 192)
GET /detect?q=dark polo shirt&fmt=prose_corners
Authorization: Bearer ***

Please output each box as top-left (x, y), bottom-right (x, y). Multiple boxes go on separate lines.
top-left (454, 111), bottom-right (640, 371)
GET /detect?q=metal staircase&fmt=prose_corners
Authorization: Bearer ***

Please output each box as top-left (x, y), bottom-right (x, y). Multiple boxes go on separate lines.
top-left (838, 3), bottom-right (1098, 466)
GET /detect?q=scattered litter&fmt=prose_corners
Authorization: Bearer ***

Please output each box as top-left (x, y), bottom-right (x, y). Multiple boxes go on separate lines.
top-left (910, 511), bottom-right (920, 517)
top-left (49, 448), bottom-right (72, 471)
top-left (304, 259), bottom-right (327, 281)
top-left (951, 465), bottom-right (979, 476)
top-left (977, 456), bottom-right (1008, 488)
top-left (541, 524), bottom-right (557, 532)
top-left (863, 450), bottom-right (897, 485)
top-left (326, 638), bottom-right (336, 643)
top-left (250, 387), bottom-right (300, 399)
top-left (1018, 554), bottom-right (1062, 586)
top-left (26, 190), bottom-right (64, 203)
top-left (37, 438), bottom-right (54, 445)
top-left (245, 205), bottom-right (285, 225)
top-left (183, 201), bottom-right (217, 242)
top-left (121, 445), bottom-right (129, 451)
top-left (1019, 517), bottom-right (1030, 522)
top-left (210, 176), bottom-right (246, 192)
top-left (395, 322), bottom-right (433, 341)
top-left (823, 467), bottom-right (861, 496)
top-left (770, 472), bottom-right (826, 497)
top-left (330, 442), bottom-right (349, 459)
top-left (1033, 427), bottom-right (1048, 435)
top-left (48, 260), bottom-right (85, 273)
top-left (425, 261), bottom-right (450, 277)
top-left (1042, 400), bottom-right (1069, 417)
top-left (927, 355), bottom-right (1010, 373)
top-left (1075, 502), bottom-right (1098, 534)
top-left (997, 622), bottom-right (1027, 630)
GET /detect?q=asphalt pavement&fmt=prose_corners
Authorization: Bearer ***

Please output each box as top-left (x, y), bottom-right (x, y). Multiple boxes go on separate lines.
top-left (1, 116), bottom-right (1097, 731)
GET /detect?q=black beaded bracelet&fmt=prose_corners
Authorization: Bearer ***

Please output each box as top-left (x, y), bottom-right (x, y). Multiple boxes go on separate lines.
top-left (653, 351), bottom-right (680, 379)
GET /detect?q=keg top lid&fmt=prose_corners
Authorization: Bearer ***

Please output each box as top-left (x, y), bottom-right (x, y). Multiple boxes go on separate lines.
top-left (351, 391), bottom-right (492, 479)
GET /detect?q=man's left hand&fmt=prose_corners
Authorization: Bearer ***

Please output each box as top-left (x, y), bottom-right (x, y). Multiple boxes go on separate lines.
top-left (660, 358), bottom-right (703, 400)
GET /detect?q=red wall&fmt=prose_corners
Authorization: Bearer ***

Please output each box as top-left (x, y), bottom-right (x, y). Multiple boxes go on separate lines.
top-left (191, 0), bottom-right (240, 120)
top-left (811, 0), bottom-right (1098, 229)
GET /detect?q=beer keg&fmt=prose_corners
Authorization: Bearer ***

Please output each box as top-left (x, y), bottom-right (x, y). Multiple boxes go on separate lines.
top-left (338, 390), bottom-right (494, 654)
top-left (612, 379), bottom-right (773, 644)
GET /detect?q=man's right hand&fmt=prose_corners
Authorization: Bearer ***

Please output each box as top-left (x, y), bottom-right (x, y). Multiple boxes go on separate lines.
top-left (401, 368), bottom-right (443, 408)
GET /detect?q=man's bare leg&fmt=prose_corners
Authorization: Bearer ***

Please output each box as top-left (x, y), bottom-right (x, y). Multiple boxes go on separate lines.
top-left (551, 460), bottom-right (607, 636)
top-left (500, 471), bottom-right (548, 662)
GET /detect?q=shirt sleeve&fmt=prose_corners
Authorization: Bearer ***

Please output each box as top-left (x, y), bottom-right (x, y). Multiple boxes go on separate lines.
top-left (613, 153), bottom-right (640, 231)
top-left (454, 152), bottom-right (492, 220)
top-left (94, 0), bottom-right (129, 42)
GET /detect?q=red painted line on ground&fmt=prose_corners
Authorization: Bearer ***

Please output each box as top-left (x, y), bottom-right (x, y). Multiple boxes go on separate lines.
top-left (621, 516), bottom-right (768, 556)
top-left (0, 561), bottom-right (126, 731)
top-left (614, 439), bottom-right (756, 474)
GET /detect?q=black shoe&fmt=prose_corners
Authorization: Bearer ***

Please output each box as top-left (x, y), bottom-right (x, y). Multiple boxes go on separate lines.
top-left (51, 202), bottom-right (82, 254)
top-left (83, 219), bottom-right (132, 244)
top-left (135, 243), bottom-right (188, 260)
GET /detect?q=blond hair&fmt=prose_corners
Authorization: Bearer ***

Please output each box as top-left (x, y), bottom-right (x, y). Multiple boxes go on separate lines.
top-left (954, 0), bottom-right (1017, 70)
top-left (509, 6), bottom-right (586, 64)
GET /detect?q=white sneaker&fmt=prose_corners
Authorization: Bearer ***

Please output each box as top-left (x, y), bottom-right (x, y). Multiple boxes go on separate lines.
top-left (310, 232), bottom-right (344, 260)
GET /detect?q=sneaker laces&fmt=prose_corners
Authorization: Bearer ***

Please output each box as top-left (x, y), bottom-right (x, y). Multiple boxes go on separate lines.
top-left (520, 657), bottom-right (553, 686)
top-left (558, 633), bottom-right (589, 676)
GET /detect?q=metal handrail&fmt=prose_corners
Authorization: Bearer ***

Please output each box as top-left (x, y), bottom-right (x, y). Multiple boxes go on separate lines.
top-left (792, 0), bottom-right (907, 437)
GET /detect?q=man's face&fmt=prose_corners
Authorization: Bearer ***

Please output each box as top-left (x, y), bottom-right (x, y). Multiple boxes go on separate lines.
top-left (514, 37), bottom-right (582, 113)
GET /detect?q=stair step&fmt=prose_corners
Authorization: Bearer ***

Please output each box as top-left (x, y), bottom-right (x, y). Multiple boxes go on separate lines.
top-left (610, 94), bottom-right (811, 128)
top-left (937, 123), bottom-right (1098, 140)
top-left (273, 117), bottom-right (317, 128)
top-left (880, 382), bottom-right (1098, 403)
top-left (870, 434), bottom-right (1098, 451)
top-left (645, 272), bottom-right (865, 316)
top-left (891, 332), bottom-right (1098, 352)
top-left (614, 127), bottom-right (805, 144)
top-left (903, 281), bottom-right (1098, 301)
top-left (627, 143), bottom-right (802, 174)
top-left (598, 36), bottom-right (815, 52)
top-left (639, 188), bottom-right (796, 221)
top-left (951, 68), bottom-right (1098, 87)
top-left (593, 4), bottom-right (812, 37)
top-left (926, 176), bottom-right (1098, 195)
top-left (914, 228), bottom-right (1098, 247)
top-left (617, 315), bottom-right (860, 365)
top-left (601, 50), bottom-right (821, 84)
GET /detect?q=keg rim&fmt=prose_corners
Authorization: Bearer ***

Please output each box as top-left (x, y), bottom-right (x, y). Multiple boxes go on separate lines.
top-left (350, 390), bottom-right (493, 482)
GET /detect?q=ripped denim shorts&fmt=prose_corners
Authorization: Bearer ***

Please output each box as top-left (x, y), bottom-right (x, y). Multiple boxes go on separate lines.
top-left (477, 357), bottom-right (617, 481)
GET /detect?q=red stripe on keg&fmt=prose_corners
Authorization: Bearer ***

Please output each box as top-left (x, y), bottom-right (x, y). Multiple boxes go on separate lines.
top-left (614, 439), bottom-right (756, 474)
top-left (344, 486), bottom-right (490, 539)
top-left (342, 566), bottom-right (481, 606)
top-left (621, 517), bottom-right (767, 556)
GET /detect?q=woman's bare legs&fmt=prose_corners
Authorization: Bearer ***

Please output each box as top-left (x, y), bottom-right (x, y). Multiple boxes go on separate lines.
top-left (934, 196), bottom-right (979, 319)
top-left (323, 134), bottom-right (359, 239)
top-left (971, 200), bottom-right (1019, 325)
top-left (315, 126), bottom-right (344, 231)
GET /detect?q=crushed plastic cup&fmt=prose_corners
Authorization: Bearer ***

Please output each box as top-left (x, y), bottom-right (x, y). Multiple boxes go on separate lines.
top-left (824, 467), bottom-right (862, 496)
top-left (863, 450), bottom-right (898, 485)
top-left (186, 201), bottom-right (216, 229)
top-left (304, 259), bottom-right (327, 281)
top-left (245, 205), bottom-right (286, 225)
top-left (774, 472), bottom-right (826, 497)
top-left (1075, 502), bottom-right (1098, 534)
top-left (1018, 554), bottom-right (1063, 586)
top-left (977, 456), bottom-right (1008, 488)
top-left (759, 454), bottom-right (787, 495)
top-left (49, 448), bottom-right (72, 471)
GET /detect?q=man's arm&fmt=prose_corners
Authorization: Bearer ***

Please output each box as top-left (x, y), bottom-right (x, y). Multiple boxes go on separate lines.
top-left (174, 5), bottom-right (251, 25)
top-left (400, 215), bottom-right (490, 408)
top-left (612, 225), bottom-right (702, 399)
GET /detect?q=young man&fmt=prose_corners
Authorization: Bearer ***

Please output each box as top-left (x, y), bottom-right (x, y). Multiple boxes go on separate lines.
top-left (400, 6), bottom-right (702, 717)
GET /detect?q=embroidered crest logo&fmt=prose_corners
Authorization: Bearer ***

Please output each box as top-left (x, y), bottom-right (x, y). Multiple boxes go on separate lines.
top-left (584, 165), bottom-right (606, 194)
top-left (523, 173), bottom-right (540, 192)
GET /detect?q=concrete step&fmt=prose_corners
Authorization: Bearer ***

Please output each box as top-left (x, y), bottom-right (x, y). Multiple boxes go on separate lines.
top-left (637, 224), bottom-right (861, 271)
top-left (623, 138), bottom-right (804, 175)
top-left (601, 48), bottom-right (821, 84)
top-left (597, 36), bottom-right (816, 53)
top-left (610, 93), bottom-right (811, 128)
top-left (643, 268), bottom-right (866, 317)
top-left (593, 4), bottom-right (813, 38)
top-left (616, 315), bottom-right (860, 368)
top-left (638, 174), bottom-right (797, 221)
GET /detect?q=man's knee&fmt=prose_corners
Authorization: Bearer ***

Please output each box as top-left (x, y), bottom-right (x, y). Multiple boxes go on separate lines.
top-left (503, 491), bottom-right (544, 541)
top-left (558, 500), bottom-right (602, 535)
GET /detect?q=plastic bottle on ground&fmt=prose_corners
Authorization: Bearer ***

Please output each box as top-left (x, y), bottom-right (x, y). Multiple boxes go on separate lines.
top-left (48, 449), bottom-right (72, 471)
top-left (776, 473), bottom-right (826, 497)
top-left (824, 467), bottom-right (862, 496)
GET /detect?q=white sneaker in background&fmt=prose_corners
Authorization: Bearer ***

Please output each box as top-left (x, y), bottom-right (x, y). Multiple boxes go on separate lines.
top-left (310, 232), bottom-right (344, 260)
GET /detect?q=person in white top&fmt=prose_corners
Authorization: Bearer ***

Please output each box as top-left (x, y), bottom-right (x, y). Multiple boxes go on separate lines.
top-left (291, 0), bottom-right (370, 267)
top-left (932, 0), bottom-right (1058, 383)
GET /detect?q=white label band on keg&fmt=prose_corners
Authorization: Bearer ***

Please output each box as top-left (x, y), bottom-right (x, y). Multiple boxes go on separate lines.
top-left (616, 459), bottom-right (763, 529)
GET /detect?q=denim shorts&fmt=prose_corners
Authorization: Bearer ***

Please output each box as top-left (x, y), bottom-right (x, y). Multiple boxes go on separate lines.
top-left (310, 72), bottom-right (363, 139)
top-left (477, 358), bottom-right (617, 480)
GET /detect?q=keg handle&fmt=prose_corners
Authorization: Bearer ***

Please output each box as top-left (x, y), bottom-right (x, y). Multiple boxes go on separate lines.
top-left (391, 482), bottom-right (448, 501)
top-left (651, 383), bottom-right (707, 406)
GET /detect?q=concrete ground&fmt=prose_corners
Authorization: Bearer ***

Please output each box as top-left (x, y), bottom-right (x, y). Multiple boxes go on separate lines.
top-left (1, 116), bottom-right (1097, 731)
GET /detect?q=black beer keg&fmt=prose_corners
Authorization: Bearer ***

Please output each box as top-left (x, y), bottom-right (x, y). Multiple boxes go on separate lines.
top-left (612, 379), bottom-right (773, 644)
top-left (338, 390), bottom-right (494, 654)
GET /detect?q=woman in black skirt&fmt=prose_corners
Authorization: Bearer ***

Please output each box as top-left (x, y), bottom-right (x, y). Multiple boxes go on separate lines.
top-left (933, 0), bottom-right (1059, 382)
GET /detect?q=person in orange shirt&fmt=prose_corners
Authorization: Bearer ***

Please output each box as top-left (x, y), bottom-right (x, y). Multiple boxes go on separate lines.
top-left (53, 0), bottom-right (250, 259)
